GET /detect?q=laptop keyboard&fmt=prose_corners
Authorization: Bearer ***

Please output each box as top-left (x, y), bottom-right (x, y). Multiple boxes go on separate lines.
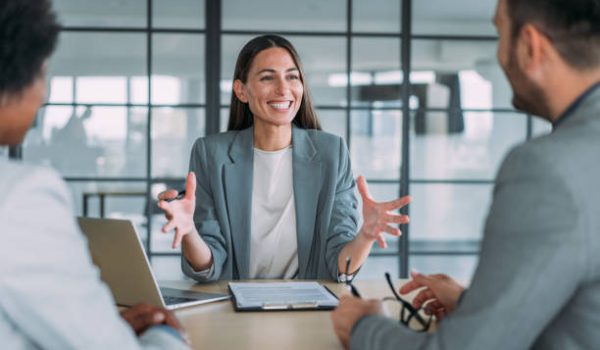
top-left (163, 295), bottom-right (197, 306)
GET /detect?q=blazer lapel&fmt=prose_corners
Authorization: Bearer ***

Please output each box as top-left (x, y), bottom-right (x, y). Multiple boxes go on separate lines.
top-left (223, 127), bottom-right (254, 279)
top-left (292, 126), bottom-right (322, 278)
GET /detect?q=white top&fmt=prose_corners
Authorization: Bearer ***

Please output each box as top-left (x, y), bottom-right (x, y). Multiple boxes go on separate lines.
top-left (249, 146), bottom-right (299, 279)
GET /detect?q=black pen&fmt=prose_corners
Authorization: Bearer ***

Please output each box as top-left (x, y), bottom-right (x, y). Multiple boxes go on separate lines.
top-left (348, 282), bottom-right (362, 299)
top-left (164, 190), bottom-right (186, 202)
top-left (345, 256), bottom-right (362, 298)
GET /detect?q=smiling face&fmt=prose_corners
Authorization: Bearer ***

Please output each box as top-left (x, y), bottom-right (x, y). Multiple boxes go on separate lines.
top-left (233, 47), bottom-right (304, 129)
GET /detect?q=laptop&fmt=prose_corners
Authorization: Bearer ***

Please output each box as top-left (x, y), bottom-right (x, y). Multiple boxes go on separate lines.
top-left (78, 217), bottom-right (230, 310)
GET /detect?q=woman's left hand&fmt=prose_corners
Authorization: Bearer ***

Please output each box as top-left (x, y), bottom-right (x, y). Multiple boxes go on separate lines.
top-left (357, 175), bottom-right (411, 248)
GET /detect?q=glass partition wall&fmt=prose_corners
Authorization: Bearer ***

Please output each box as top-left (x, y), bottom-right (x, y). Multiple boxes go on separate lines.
top-left (13, 0), bottom-right (552, 282)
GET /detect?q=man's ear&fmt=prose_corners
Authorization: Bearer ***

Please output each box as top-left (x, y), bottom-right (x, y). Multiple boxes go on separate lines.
top-left (233, 80), bottom-right (248, 103)
top-left (518, 24), bottom-right (551, 77)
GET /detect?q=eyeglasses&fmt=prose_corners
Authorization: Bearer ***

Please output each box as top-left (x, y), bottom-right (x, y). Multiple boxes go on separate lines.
top-left (383, 272), bottom-right (432, 332)
top-left (342, 261), bottom-right (432, 332)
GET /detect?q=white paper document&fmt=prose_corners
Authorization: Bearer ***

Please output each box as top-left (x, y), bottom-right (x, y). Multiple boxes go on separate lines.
top-left (228, 281), bottom-right (339, 311)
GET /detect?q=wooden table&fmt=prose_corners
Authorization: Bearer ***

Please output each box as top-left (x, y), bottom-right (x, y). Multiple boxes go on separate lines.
top-left (160, 279), bottom-right (413, 350)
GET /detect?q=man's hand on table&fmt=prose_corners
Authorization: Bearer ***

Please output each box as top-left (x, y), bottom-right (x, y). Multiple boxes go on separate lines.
top-left (331, 295), bottom-right (385, 349)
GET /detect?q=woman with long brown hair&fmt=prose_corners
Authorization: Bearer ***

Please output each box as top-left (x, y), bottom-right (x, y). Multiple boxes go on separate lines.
top-left (158, 35), bottom-right (410, 281)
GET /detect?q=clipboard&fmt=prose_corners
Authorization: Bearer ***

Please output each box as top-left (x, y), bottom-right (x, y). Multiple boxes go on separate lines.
top-left (228, 281), bottom-right (339, 311)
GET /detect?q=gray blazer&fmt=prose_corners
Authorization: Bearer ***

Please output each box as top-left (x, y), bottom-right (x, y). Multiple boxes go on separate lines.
top-left (181, 126), bottom-right (359, 281)
top-left (352, 86), bottom-right (600, 350)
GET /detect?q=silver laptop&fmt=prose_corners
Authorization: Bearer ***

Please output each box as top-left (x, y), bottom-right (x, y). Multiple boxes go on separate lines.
top-left (78, 217), bottom-right (229, 310)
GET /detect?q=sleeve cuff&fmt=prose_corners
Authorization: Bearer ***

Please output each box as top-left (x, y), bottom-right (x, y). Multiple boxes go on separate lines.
top-left (140, 324), bottom-right (190, 349)
top-left (181, 256), bottom-right (214, 279)
top-left (146, 324), bottom-right (185, 342)
top-left (337, 265), bottom-right (362, 283)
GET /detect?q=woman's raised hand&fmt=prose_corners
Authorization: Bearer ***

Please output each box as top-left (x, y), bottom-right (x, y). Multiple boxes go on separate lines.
top-left (357, 175), bottom-right (411, 248)
top-left (157, 172), bottom-right (197, 249)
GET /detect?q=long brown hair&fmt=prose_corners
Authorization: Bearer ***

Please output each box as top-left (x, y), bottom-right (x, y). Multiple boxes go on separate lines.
top-left (227, 34), bottom-right (321, 131)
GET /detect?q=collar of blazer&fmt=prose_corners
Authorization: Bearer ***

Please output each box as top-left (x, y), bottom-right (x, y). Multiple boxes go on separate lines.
top-left (223, 124), bottom-right (323, 279)
top-left (554, 81), bottom-right (600, 131)
top-left (226, 124), bottom-right (319, 163)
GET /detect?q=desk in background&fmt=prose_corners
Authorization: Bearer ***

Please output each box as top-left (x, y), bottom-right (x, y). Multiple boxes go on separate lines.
top-left (82, 191), bottom-right (146, 217)
top-left (161, 279), bottom-right (415, 350)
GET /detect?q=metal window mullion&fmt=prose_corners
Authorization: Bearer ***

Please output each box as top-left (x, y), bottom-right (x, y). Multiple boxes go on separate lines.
top-left (345, 0), bottom-right (352, 147)
top-left (205, 0), bottom-right (221, 135)
top-left (145, 0), bottom-right (154, 260)
top-left (412, 34), bottom-right (498, 41)
top-left (8, 146), bottom-right (22, 159)
top-left (399, 0), bottom-right (412, 278)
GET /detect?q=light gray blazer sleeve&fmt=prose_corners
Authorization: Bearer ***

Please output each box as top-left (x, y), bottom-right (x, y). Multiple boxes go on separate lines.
top-left (0, 166), bottom-right (188, 350)
top-left (324, 136), bottom-right (360, 279)
top-left (182, 138), bottom-right (227, 282)
top-left (351, 144), bottom-right (582, 350)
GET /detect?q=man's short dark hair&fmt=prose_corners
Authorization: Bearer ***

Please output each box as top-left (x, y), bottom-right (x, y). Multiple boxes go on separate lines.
top-left (507, 0), bottom-right (600, 69)
top-left (0, 0), bottom-right (60, 97)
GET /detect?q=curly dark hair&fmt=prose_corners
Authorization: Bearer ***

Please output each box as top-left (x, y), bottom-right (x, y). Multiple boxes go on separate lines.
top-left (0, 0), bottom-right (60, 98)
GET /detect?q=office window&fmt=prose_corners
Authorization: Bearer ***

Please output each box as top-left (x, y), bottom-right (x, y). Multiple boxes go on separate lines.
top-left (411, 183), bottom-right (492, 246)
top-left (319, 110), bottom-right (347, 141)
top-left (222, 0), bottom-right (346, 32)
top-left (219, 108), bottom-right (230, 132)
top-left (153, 34), bottom-right (206, 105)
top-left (153, 0), bottom-right (205, 29)
top-left (47, 32), bottom-right (147, 103)
top-left (359, 257), bottom-right (399, 279)
top-left (411, 112), bottom-right (527, 180)
top-left (412, 39), bottom-right (512, 109)
top-left (353, 0), bottom-right (401, 33)
top-left (532, 118), bottom-right (552, 137)
top-left (351, 110), bottom-right (403, 179)
top-left (24, 106), bottom-right (149, 178)
top-left (151, 108), bottom-right (205, 177)
top-left (17, 0), bottom-right (532, 283)
top-left (351, 38), bottom-right (402, 108)
top-left (358, 255), bottom-right (478, 285)
top-left (413, 0), bottom-right (497, 36)
top-left (53, 0), bottom-right (147, 27)
top-left (410, 255), bottom-right (479, 285)
top-left (152, 256), bottom-right (187, 281)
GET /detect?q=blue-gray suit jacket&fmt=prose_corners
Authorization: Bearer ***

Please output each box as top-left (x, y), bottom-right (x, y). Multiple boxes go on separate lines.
top-left (351, 86), bottom-right (600, 349)
top-left (181, 126), bottom-right (359, 281)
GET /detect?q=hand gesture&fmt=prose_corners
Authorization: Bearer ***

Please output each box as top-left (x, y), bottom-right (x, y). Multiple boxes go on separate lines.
top-left (157, 172), bottom-right (197, 249)
top-left (357, 176), bottom-right (411, 248)
top-left (399, 271), bottom-right (465, 321)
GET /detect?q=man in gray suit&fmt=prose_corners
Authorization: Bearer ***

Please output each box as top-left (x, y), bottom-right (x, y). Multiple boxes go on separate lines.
top-left (332, 0), bottom-right (600, 349)
top-left (0, 0), bottom-right (189, 348)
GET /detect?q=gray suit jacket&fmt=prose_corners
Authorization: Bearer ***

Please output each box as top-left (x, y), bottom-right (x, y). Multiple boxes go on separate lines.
top-left (182, 126), bottom-right (359, 281)
top-left (352, 87), bottom-right (600, 350)
top-left (0, 161), bottom-right (188, 350)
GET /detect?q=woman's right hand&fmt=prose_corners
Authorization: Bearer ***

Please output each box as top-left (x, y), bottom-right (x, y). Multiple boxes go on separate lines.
top-left (157, 172), bottom-right (197, 249)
